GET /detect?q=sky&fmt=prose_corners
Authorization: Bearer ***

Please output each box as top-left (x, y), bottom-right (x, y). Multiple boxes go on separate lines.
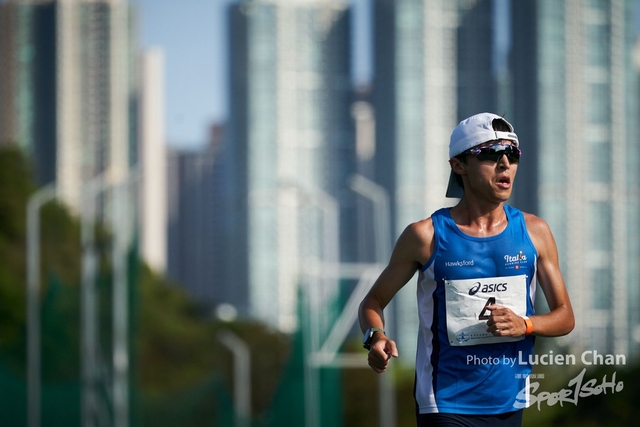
top-left (132, 0), bottom-right (371, 149)
top-left (132, 0), bottom-right (233, 149)
top-left (132, 0), bottom-right (639, 150)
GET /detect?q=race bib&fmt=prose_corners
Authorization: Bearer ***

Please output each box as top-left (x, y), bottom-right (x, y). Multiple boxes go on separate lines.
top-left (445, 275), bottom-right (527, 346)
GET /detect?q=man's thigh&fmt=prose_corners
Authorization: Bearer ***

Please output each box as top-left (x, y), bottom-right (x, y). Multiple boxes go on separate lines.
top-left (416, 410), bottom-right (523, 427)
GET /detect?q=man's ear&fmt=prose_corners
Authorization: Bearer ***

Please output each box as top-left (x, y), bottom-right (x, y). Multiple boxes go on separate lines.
top-left (449, 157), bottom-right (466, 175)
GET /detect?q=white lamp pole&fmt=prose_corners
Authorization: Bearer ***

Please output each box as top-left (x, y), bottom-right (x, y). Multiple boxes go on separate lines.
top-left (348, 174), bottom-right (396, 427)
top-left (218, 330), bottom-right (251, 427)
top-left (26, 183), bottom-right (57, 427)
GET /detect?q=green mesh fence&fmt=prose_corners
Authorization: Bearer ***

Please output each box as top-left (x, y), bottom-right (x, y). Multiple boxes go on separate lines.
top-left (263, 285), bottom-right (344, 427)
top-left (0, 273), bottom-right (82, 427)
top-left (0, 253), bottom-right (350, 426)
top-left (139, 373), bottom-right (232, 427)
top-left (0, 356), bottom-right (27, 426)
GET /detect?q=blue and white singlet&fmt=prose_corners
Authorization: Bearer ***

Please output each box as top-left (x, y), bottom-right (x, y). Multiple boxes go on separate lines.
top-left (415, 205), bottom-right (537, 414)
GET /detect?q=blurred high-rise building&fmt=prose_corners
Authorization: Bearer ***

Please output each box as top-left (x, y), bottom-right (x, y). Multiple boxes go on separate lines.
top-left (457, 0), bottom-right (497, 121)
top-left (138, 47), bottom-right (167, 273)
top-left (226, 0), bottom-right (354, 332)
top-left (0, 0), bottom-right (136, 211)
top-left (351, 87), bottom-right (379, 264)
top-left (510, 0), bottom-right (640, 359)
top-left (166, 126), bottom-right (226, 309)
top-left (372, 0), bottom-right (459, 362)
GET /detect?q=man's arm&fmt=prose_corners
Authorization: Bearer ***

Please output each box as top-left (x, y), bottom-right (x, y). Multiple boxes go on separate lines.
top-left (486, 214), bottom-right (575, 337)
top-left (358, 219), bottom-right (433, 372)
top-left (522, 213), bottom-right (575, 336)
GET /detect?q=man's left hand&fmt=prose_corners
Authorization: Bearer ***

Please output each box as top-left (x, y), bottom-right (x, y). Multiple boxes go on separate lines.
top-left (485, 304), bottom-right (526, 337)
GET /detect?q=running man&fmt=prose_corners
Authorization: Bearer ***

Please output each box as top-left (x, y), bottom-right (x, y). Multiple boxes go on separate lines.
top-left (359, 112), bottom-right (574, 426)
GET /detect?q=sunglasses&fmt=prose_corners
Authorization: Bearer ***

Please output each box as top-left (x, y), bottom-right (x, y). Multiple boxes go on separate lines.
top-left (460, 143), bottom-right (521, 164)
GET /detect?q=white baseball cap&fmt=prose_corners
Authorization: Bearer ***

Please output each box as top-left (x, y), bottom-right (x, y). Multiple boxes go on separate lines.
top-left (445, 113), bottom-right (519, 198)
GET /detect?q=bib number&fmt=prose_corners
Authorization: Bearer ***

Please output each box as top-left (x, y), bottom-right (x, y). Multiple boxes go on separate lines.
top-left (445, 275), bottom-right (527, 346)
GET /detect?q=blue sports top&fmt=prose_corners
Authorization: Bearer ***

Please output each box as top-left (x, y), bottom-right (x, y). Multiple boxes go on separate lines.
top-left (415, 205), bottom-right (537, 414)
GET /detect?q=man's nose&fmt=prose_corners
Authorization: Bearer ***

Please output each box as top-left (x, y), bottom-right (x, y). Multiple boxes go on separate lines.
top-left (497, 153), bottom-right (511, 167)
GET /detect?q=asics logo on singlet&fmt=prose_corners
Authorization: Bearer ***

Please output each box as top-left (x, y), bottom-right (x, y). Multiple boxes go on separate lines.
top-left (468, 281), bottom-right (508, 295)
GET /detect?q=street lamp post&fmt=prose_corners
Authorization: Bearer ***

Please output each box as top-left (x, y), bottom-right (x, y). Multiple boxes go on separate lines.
top-left (26, 183), bottom-right (57, 427)
top-left (27, 168), bottom-right (138, 427)
top-left (81, 171), bottom-right (123, 427)
top-left (296, 185), bottom-right (340, 427)
top-left (112, 168), bottom-right (140, 427)
top-left (348, 174), bottom-right (396, 427)
top-left (218, 330), bottom-right (251, 427)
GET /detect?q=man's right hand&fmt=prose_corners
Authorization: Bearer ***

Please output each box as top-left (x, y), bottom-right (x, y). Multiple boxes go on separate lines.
top-left (367, 336), bottom-right (399, 373)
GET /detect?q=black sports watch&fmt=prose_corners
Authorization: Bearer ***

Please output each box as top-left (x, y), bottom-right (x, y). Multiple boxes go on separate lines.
top-left (363, 327), bottom-right (386, 350)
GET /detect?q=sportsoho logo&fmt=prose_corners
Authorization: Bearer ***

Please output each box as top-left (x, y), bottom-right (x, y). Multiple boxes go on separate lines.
top-left (468, 280), bottom-right (508, 295)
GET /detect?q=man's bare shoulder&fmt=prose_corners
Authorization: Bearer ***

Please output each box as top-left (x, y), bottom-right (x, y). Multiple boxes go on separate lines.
top-left (404, 217), bottom-right (434, 242)
top-left (522, 211), bottom-right (556, 250)
top-left (395, 217), bottom-right (434, 265)
top-left (522, 212), bottom-right (551, 233)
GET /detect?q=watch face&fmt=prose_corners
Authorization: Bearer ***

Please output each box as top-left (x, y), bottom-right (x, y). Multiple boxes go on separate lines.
top-left (363, 328), bottom-right (384, 350)
top-left (363, 328), bottom-right (376, 350)
top-left (363, 329), bottom-right (371, 349)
